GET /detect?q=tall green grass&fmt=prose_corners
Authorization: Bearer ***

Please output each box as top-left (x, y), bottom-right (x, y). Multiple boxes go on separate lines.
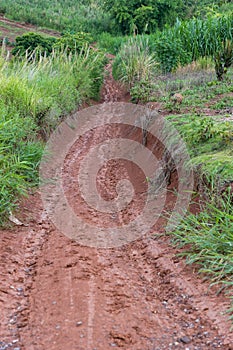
top-left (113, 14), bottom-right (233, 75)
top-left (112, 37), bottom-right (158, 87)
top-left (0, 0), bottom-right (114, 36)
top-left (0, 46), bottom-right (106, 224)
top-left (0, 102), bottom-right (43, 223)
top-left (96, 32), bottom-right (127, 55)
top-left (0, 48), bottom-right (106, 134)
top-left (169, 195), bottom-right (233, 319)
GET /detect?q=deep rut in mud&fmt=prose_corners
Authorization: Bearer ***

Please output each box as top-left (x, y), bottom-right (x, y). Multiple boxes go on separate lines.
top-left (0, 61), bottom-right (233, 350)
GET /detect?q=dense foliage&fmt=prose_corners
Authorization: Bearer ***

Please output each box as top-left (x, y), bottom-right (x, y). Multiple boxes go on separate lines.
top-left (0, 0), bottom-right (232, 36)
top-left (170, 195), bottom-right (233, 305)
top-left (0, 102), bottom-right (43, 222)
top-left (12, 32), bottom-right (94, 58)
top-left (103, 0), bottom-right (184, 34)
top-left (12, 32), bottom-right (56, 57)
top-left (114, 14), bottom-right (233, 79)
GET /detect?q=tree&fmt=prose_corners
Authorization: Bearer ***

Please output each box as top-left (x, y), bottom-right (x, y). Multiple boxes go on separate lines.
top-left (103, 0), bottom-right (184, 34)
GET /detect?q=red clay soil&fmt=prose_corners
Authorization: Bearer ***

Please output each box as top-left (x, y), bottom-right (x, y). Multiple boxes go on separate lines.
top-left (0, 62), bottom-right (233, 350)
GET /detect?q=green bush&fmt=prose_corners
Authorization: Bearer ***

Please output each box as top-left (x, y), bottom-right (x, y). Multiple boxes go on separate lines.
top-left (53, 32), bottom-right (93, 54)
top-left (130, 79), bottom-right (157, 103)
top-left (154, 34), bottom-right (191, 73)
top-left (12, 32), bottom-right (56, 58)
top-left (103, 0), bottom-right (185, 34)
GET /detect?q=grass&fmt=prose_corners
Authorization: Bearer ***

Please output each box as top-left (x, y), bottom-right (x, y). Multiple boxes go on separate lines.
top-left (166, 112), bottom-right (233, 187)
top-left (0, 102), bottom-right (43, 223)
top-left (0, 0), bottom-right (113, 37)
top-left (0, 46), bottom-right (106, 224)
top-left (112, 38), bottom-right (233, 313)
top-left (1, 47), bottom-right (106, 129)
top-left (96, 32), bottom-right (127, 55)
top-left (112, 37), bottom-right (159, 87)
top-left (168, 195), bottom-right (233, 320)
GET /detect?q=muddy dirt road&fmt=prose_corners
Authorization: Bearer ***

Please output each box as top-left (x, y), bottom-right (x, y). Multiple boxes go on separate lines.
top-left (0, 61), bottom-right (233, 350)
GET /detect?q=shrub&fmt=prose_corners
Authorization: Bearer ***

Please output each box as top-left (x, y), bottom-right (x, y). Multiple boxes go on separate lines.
top-left (214, 39), bottom-right (233, 81)
top-left (12, 32), bottom-right (56, 58)
top-left (112, 37), bottom-right (158, 87)
top-left (154, 33), bottom-right (192, 73)
top-left (130, 79), bottom-right (158, 103)
top-left (53, 32), bottom-right (93, 54)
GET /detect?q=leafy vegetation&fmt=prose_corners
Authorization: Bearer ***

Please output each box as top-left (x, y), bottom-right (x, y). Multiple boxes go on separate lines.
top-left (0, 45), bottom-right (106, 223)
top-left (12, 31), bottom-right (94, 58)
top-left (113, 14), bottom-right (233, 78)
top-left (53, 32), bottom-right (93, 54)
top-left (12, 32), bottom-right (56, 57)
top-left (0, 101), bottom-right (43, 223)
top-left (103, 0), bottom-right (184, 34)
top-left (96, 32), bottom-right (127, 55)
top-left (169, 194), bottom-right (233, 312)
top-left (0, 0), bottom-right (114, 36)
top-left (167, 113), bottom-right (233, 186)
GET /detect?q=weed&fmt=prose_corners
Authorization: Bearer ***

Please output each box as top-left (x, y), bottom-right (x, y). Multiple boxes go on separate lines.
top-left (0, 104), bottom-right (43, 224)
top-left (112, 37), bottom-right (159, 88)
top-left (0, 44), bottom-right (106, 223)
top-left (168, 194), bottom-right (233, 312)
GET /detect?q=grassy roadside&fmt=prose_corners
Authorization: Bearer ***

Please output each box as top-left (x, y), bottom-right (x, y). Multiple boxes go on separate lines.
top-left (0, 47), bottom-right (106, 224)
top-left (169, 195), bottom-right (233, 321)
top-left (111, 36), bottom-right (233, 314)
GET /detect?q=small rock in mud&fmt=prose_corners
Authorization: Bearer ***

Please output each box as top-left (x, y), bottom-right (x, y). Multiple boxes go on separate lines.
top-left (179, 336), bottom-right (191, 344)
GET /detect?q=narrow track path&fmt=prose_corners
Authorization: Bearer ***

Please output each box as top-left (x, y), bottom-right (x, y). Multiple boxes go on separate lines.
top-left (0, 61), bottom-right (232, 350)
